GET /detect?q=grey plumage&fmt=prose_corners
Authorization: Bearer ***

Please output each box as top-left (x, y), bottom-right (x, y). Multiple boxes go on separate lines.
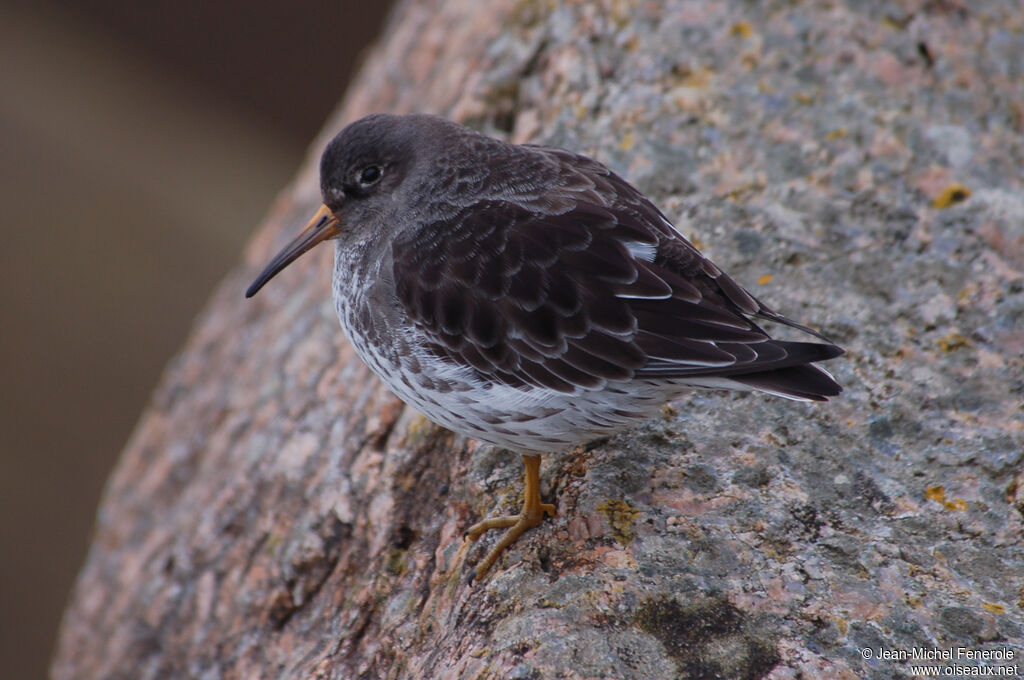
top-left (246, 113), bottom-right (844, 577)
top-left (249, 113), bottom-right (842, 453)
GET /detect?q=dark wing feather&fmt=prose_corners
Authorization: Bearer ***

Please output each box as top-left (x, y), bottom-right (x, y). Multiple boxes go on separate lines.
top-left (392, 153), bottom-right (842, 399)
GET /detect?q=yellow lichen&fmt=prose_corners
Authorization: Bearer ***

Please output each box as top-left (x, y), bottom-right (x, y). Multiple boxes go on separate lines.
top-left (757, 273), bottom-right (773, 285)
top-left (730, 20), bottom-right (753, 38)
top-left (937, 332), bottom-right (969, 352)
top-left (835, 617), bottom-right (849, 635)
top-left (983, 602), bottom-right (1006, 615)
top-left (932, 183), bottom-right (971, 209)
top-left (597, 499), bottom-right (641, 545)
top-left (926, 486), bottom-right (967, 511)
top-left (407, 413), bottom-right (433, 437)
top-left (944, 498), bottom-right (968, 511)
top-left (678, 67), bottom-right (712, 88)
top-left (882, 15), bottom-right (912, 31)
top-left (511, 0), bottom-right (557, 28)
top-left (385, 548), bottom-right (408, 576)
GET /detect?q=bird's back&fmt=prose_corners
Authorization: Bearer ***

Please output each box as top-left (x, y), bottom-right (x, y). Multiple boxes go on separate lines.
top-left (320, 124), bottom-right (841, 451)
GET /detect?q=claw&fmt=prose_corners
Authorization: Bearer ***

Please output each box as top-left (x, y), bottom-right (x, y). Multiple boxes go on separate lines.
top-left (465, 454), bottom-right (556, 580)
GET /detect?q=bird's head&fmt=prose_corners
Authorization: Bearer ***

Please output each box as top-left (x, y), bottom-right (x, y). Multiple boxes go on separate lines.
top-left (245, 113), bottom-right (448, 298)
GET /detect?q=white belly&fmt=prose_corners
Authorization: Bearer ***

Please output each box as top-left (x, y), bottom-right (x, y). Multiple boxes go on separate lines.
top-left (331, 241), bottom-right (680, 453)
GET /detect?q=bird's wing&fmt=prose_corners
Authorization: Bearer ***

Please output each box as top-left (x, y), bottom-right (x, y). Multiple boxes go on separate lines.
top-left (391, 175), bottom-right (841, 398)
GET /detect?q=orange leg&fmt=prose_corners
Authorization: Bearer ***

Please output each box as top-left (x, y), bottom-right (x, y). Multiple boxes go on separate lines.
top-left (465, 454), bottom-right (556, 580)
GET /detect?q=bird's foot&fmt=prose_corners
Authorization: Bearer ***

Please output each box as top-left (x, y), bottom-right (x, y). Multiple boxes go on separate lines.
top-left (466, 502), bottom-right (556, 581)
top-left (465, 453), bottom-right (555, 581)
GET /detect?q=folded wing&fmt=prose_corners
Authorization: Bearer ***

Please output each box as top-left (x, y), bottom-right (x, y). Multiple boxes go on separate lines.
top-left (392, 161), bottom-right (842, 401)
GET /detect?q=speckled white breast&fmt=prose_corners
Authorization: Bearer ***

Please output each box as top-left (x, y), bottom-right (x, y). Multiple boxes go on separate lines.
top-left (330, 241), bottom-right (683, 453)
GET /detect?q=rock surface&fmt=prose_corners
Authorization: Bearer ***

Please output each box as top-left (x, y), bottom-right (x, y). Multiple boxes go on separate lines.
top-left (53, 1), bottom-right (1023, 678)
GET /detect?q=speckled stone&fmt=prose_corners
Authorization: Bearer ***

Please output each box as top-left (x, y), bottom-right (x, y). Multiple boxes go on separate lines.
top-left (54, 1), bottom-right (1024, 679)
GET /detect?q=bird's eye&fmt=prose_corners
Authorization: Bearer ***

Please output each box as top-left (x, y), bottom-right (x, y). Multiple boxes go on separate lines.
top-left (357, 165), bottom-right (383, 188)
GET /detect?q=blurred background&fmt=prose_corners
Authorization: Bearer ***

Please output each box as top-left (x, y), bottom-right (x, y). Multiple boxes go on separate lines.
top-left (0, 1), bottom-right (394, 676)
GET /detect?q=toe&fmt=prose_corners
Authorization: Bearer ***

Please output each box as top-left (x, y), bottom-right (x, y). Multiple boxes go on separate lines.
top-left (465, 515), bottom-right (520, 541)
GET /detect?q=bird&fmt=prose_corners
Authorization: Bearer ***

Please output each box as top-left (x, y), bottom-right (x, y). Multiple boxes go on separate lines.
top-left (246, 113), bottom-right (843, 580)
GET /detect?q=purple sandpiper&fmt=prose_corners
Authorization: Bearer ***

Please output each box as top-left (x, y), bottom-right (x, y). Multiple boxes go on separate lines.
top-left (246, 114), bottom-right (843, 579)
